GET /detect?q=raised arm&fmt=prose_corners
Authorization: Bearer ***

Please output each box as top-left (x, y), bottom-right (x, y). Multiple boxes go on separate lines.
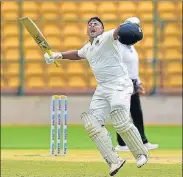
top-left (113, 17), bottom-right (143, 45)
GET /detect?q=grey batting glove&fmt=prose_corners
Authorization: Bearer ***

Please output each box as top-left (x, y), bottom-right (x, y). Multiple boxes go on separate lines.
top-left (124, 17), bottom-right (140, 25)
top-left (44, 52), bottom-right (63, 64)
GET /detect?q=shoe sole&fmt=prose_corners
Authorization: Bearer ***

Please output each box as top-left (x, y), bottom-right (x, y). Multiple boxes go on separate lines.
top-left (137, 159), bottom-right (148, 168)
top-left (146, 146), bottom-right (159, 150)
top-left (109, 160), bottom-right (126, 176)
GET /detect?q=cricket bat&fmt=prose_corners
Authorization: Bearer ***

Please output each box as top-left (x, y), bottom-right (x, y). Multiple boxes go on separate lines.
top-left (19, 17), bottom-right (60, 67)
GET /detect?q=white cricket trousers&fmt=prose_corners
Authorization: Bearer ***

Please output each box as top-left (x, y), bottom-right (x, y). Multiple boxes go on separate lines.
top-left (89, 76), bottom-right (134, 125)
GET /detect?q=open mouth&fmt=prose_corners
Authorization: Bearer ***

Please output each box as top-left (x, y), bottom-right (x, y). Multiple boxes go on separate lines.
top-left (91, 29), bottom-right (96, 34)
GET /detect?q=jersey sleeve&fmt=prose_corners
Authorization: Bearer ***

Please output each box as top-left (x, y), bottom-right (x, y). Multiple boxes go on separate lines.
top-left (78, 44), bottom-right (87, 59)
top-left (103, 29), bottom-right (116, 42)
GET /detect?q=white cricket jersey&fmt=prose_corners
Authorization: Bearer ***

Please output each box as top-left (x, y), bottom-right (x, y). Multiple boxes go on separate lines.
top-left (78, 29), bottom-right (128, 84)
top-left (121, 44), bottom-right (141, 84)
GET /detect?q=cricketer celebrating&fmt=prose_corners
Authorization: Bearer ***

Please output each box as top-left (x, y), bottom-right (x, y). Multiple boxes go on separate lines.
top-left (44, 17), bottom-right (148, 176)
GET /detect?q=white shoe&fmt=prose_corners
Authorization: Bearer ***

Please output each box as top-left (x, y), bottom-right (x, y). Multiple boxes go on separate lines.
top-left (144, 142), bottom-right (159, 150)
top-left (116, 142), bottom-right (159, 152)
top-left (115, 145), bottom-right (130, 152)
top-left (109, 159), bottom-right (126, 176)
top-left (136, 155), bottom-right (148, 168)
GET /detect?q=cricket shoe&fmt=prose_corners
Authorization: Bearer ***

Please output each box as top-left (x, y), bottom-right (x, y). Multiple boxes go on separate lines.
top-left (115, 142), bottom-right (159, 152)
top-left (115, 145), bottom-right (130, 152)
top-left (109, 158), bottom-right (126, 176)
top-left (136, 154), bottom-right (148, 168)
top-left (144, 142), bottom-right (159, 150)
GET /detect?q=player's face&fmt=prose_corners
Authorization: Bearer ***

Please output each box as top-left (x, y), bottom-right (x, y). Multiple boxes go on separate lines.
top-left (87, 19), bottom-right (104, 38)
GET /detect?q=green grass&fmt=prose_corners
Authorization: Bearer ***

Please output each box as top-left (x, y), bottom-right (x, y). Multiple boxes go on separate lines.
top-left (2, 160), bottom-right (182, 177)
top-left (1, 125), bottom-right (182, 149)
top-left (1, 125), bottom-right (182, 177)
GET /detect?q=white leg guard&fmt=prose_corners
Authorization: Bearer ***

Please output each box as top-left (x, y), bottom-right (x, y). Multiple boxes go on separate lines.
top-left (111, 109), bottom-right (148, 159)
top-left (81, 112), bottom-right (120, 167)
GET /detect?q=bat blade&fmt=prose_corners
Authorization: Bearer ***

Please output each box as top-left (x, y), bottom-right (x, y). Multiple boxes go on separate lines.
top-left (19, 17), bottom-right (60, 67)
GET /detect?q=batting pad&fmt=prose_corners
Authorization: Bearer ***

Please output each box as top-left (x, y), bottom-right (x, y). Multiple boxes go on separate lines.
top-left (111, 109), bottom-right (148, 159)
top-left (81, 112), bottom-right (120, 166)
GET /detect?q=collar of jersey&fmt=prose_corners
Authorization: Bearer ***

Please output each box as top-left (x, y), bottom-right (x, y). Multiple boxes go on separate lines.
top-left (89, 33), bottom-right (103, 45)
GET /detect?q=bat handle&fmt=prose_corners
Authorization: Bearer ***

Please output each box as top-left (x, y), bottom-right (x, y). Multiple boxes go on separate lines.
top-left (46, 50), bottom-right (60, 67)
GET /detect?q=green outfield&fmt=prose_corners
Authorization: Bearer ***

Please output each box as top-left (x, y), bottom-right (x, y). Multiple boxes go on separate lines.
top-left (1, 125), bottom-right (182, 149)
top-left (1, 125), bottom-right (182, 177)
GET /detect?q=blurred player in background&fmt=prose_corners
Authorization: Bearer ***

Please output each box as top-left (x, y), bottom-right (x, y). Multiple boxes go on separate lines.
top-left (44, 17), bottom-right (148, 176)
top-left (115, 17), bottom-right (159, 152)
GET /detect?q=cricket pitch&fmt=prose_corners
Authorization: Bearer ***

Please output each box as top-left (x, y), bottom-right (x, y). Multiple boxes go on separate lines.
top-left (2, 149), bottom-right (182, 164)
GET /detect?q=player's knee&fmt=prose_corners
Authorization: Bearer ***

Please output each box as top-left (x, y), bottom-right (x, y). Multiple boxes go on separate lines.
top-left (81, 112), bottom-right (102, 138)
top-left (111, 97), bottom-right (131, 112)
top-left (110, 109), bottom-right (133, 134)
top-left (111, 103), bottom-right (126, 112)
top-left (89, 109), bottom-right (107, 125)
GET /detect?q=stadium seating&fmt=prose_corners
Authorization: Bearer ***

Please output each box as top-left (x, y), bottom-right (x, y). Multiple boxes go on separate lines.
top-left (166, 62), bottom-right (182, 74)
top-left (24, 49), bottom-right (42, 61)
top-left (164, 23), bottom-right (180, 36)
top-left (117, 1), bottom-right (138, 19)
top-left (79, 2), bottom-right (97, 19)
top-left (25, 63), bottom-right (44, 75)
top-left (163, 36), bottom-right (180, 48)
top-left (25, 76), bottom-right (45, 88)
top-left (158, 1), bottom-right (177, 19)
top-left (1, 1), bottom-right (182, 92)
top-left (176, 1), bottom-right (182, 18)
top-left (67, 62), bottom-right (84, 75)
top-left (8, 76), bottom-right (20, 88)
top-left (139, 62), bottom-right (154, 75)
top-left (3, 37), bottom-right (19, 49)
top-left (41, 2), bottom-right (59, 19)
top-left (24, 36), bottom-right (39, 49)
top-left (60, 2), bottom-right (78, 20)
top-left (138, 1), bottom-right (154, 20)
top-left (2, 22), bottom-right (19, 37)
top-left (46, 36), bottom-right (61, 49)
top-left (4, 49), bottom-right (20, 61)
top-left (1, 64), bottom-right (4, 75)
top-left (89, 75), bottom-right (97, 88)
top-left (141, 22), bottom-right (153, 36)
top-left (162, 48), bottom-right (182, 60)
top-left (68, 76), bottom-right (87, 88)
top-left (1, 79), bottom-right (5, 88)
top-left (62, 22), bottom-right (81, 37)
top-left (139, 74), bottom-right (155, 92)
top-left (104, 22), bottom-right (118, 31)
top-left (98, 2), bottom-right (117, 20)
top-left (79, 21), bottom-right (88, 37)
top-left (2, 1), bottom-right (19, 19)
top-left (60, 2), bottom-right (77, 12)
top-left (43, 23), bottom-right (61, 36)
top-left (6, 63), bottom-right (20, 76)
top-left (164, 74), bottom-right (182, 88)
top-left (22, 1), bottom-right (39, 19)
top-left (158, 1), bottom-right (175, 12)
top-left (118, 1), bottom-right (137, 13)
top-left (48, 76), bottom-right (67, 88)
top-left (63, 36), bottom-right (82, 50)
top-left (143, 36), bottom-right (154, 48)
top-left (47, 63), bottom-right (65, 75)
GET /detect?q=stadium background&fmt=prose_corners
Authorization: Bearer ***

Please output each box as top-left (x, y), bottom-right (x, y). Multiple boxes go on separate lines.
top-left (1, 1), bottom-right (182, 176)
top-left (1, 0), bottom-right (182, 95)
